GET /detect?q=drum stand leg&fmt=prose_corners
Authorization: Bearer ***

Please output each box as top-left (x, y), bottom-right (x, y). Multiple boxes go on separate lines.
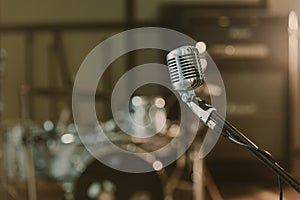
top-left (191, 137), bottom-right (223, 200)
top-left (192, 156), bottom-right (223, 200)
top-left (164, 155), bottom-right (186, 198)
top-left (0, 133), bottom-right (8, 200)
top-left (19, 87), bottom-right (38, 200)
top-left (0, 49), bottom-right (8, 200)
top-left (192, 153), bottom-right (204, 200)
top-left (163, 147), bottom-right (223, 200)
top-left (25, 145), bottom-right (37, 200)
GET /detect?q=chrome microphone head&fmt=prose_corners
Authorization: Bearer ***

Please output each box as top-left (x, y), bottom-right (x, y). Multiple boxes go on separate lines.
top-left (166, 45), bottom-right (204, 91)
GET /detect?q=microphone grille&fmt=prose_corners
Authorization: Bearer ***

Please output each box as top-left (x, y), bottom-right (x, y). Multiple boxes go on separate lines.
top-left (166, 46), bottom-right (204, 90)
top-left (166, 57), bottom-right (180, 83)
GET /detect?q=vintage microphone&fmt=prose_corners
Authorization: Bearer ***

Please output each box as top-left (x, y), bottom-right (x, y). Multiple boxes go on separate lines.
top-left (166, 44), bottom-right (300, 196)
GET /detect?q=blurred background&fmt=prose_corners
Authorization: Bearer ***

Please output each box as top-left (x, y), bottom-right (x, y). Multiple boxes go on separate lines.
top-left (0, 0), bottom-right (300, 199)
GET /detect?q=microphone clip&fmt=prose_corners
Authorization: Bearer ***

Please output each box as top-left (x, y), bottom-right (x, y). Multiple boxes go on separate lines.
top-left (178, 90), bottom-right (216, 129)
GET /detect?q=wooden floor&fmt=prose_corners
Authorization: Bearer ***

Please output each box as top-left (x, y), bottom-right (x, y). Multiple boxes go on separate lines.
top-left (1, 160), bottom-right (300, 200)
top-left (1, 180), bottom-right (300, 200)
top-left (224, 187), bottom-right (300, 200)
top-left (221, 186), bottom-right (300, 200)
top-left (222, 156), bottom-right (300, 200)
top-left (0, 179), bottom-right (64, 200)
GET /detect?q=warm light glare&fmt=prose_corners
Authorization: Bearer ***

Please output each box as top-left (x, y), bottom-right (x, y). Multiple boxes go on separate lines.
top-left (289, 11), bottom-right (298, 31)
top-left (207, 83), bottom-right (223, 96)
top-left (225, 45), bottom-right (235, 55)
top-left (200, 58), bottom-right (207, 72)
top-left (126, 143), bottom-right (137, 152)
top-left (168, 124), bottom-right (180, 137)
top-left (196, 41), bottom-right (206, 54)
top-left (43, 120), bottom-right (54, 131)
top-left (132, 96), bottom-right (143, 106)
top-left (61, 133), bottom-right (75, 144)
top-left (153, 160), bottom-right (163, 171)
top-left (87, 182), bottom-right (101, 199)
top-left (154, 97), bottom-right (165, 108)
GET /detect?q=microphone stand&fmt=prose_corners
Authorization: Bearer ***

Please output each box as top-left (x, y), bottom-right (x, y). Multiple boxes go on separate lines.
top-left (179, 90), bottom-right (300, 194)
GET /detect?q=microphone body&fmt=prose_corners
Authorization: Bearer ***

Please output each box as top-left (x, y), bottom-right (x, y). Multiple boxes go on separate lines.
top-left (166, 46), bottom-right (204, 91)
top-left (166, 45), bottom-right (216, 127)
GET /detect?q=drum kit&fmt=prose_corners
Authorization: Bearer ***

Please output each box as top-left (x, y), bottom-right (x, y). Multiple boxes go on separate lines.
top-left (0, 94), bottom-right (207, 200)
